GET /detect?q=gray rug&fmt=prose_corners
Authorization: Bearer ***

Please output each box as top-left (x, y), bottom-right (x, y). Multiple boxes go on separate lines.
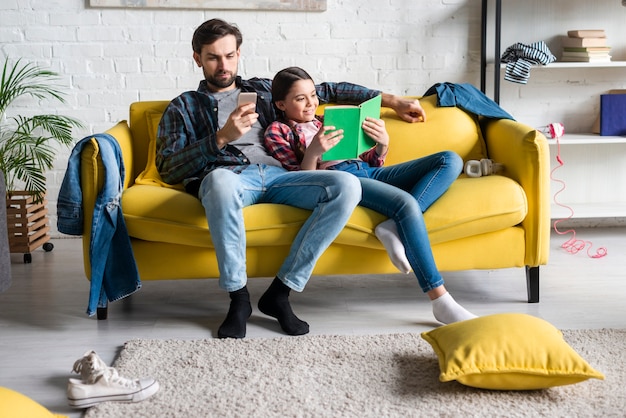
top-left (85, 329), bottom-right (626, 417)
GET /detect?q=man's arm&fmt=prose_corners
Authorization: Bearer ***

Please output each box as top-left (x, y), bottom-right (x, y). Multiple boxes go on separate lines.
top-left (316, 82), bottom-right (426, 123)
top-left (381, 93), bottom-right (426, 123)
top-left (156, 97), bottom-right (223, 185)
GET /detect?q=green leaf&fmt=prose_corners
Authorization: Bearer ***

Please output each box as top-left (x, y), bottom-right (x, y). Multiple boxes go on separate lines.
top-left (0, 57), bottom-right (84, 200)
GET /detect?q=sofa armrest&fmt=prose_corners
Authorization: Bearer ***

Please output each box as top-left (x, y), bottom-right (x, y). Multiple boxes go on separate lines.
top-left (483, 119), bottom-right (551, 266)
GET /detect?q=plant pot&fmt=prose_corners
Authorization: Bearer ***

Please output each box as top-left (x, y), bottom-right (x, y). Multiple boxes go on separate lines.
top-left (5, 191), bottom-right (54, 263)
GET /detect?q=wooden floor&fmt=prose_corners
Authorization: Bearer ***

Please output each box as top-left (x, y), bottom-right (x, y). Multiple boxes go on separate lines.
top-left (1, 227), bottom-right (624, 417)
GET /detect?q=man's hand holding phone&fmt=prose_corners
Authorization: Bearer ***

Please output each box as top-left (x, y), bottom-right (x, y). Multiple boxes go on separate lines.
top-left (237, 91), bottom-right (258, 126)
top-left (216, 92), bottom-right (258, 148)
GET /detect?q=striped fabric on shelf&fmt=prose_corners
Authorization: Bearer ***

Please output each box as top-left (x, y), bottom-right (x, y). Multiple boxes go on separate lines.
top-left (501, 41), bottom-right (556, 84)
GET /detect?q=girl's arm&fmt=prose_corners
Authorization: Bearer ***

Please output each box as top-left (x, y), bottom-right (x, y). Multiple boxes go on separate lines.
top-left (264, 120), bottom-right (344, 171)
top-left (263, 122), bottom-right (304, 171)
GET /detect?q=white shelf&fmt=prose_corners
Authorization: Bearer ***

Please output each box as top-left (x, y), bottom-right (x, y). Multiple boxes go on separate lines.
top-left (544, 61), bottom-right (626, 69)
top-left (487, 61), bottom-right (626, 71)
top-left (547, 133), bottom-right (626, 145)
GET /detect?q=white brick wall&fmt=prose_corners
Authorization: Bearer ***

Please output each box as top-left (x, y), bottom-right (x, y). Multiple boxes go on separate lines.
top-left (1, 0), bottom-right (625, 236)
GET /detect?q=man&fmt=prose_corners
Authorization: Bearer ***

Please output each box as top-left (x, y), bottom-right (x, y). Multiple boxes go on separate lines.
top-left (156, 18), bottom-right (427, 339)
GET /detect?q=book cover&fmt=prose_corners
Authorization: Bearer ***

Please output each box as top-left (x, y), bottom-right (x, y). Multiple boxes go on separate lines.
top-left (592, 90), bottom-right (626, 133)
top-left (566, 29), bottom-right (606, 38)
top-left (562, 36), bottom-right (607, 48)
top-left (322, 94), bottom-right (382, 161)
top-left (600, 94), bottom-right (626, 136)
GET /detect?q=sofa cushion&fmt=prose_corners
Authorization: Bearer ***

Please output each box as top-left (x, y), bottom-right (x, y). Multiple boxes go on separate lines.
top-left (134, 110), bottom-right (184, 190)
top-left (382, 94), bottom-right (488, 165)
top-left (122, 173), bottom-right (527, 249)
top-left (135, 94), bottom-right (486, 188)
top-left (122, 185), bottom-right (312, 248)
top-left (423, 176), bottom-right (527, 245)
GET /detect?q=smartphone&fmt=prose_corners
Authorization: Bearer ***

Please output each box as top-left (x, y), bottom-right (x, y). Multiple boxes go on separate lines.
top-left (237, 92), bottom-right (257, 107)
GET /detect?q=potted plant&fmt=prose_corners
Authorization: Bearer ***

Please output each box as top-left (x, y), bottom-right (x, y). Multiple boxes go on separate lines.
top-left (0, 57), bottom-right (83, 262)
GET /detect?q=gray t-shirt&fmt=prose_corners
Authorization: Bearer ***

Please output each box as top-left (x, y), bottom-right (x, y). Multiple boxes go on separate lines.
top-left (214, 89), bottom-right (282, 167)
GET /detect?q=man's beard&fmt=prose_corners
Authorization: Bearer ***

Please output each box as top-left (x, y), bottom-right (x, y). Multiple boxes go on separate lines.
top-left (205, 69), bottom-right (237, 90)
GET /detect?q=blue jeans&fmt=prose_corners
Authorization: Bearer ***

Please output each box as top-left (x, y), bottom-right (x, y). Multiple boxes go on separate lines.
top-left (329, 151), bottom-right (463, 292)
top-left (198, 165), bottom-right (362, 292)
top-left (329, 151), bottom-right (462, 211)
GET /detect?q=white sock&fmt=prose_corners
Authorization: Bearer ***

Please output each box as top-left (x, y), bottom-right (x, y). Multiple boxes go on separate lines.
top-left (375, 219), bottom-right (411, 274)
top-left (431, 292), bottom-right (477, 324)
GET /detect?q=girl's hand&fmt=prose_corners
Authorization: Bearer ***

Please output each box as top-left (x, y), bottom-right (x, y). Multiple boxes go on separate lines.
top-left (363, 117), bottom-right (389, 157)
top-left (301, 126), bottom-right (343, 170)
top-left (308, 126), bottom-right (344, 155)
top-left (362, 117), bottom-right (389, 146)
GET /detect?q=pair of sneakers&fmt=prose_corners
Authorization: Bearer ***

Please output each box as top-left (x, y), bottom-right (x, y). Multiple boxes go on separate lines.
top-left (67, 350), bottom-right (159, 408)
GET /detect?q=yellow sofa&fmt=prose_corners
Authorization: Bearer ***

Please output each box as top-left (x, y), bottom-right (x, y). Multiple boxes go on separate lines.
top-left (79, 94), bottom-right (550, 319)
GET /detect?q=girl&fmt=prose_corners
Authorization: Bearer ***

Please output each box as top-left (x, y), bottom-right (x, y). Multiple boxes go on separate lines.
top-left (264, 66), bottom-right (476, 324)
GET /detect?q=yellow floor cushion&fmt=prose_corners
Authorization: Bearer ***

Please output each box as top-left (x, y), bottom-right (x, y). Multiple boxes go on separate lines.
top-left (0, 387), bottom-right (67, 418)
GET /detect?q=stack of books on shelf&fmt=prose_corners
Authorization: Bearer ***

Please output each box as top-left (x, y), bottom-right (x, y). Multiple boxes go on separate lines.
top-left (561, 29), bottom-right (611, 63)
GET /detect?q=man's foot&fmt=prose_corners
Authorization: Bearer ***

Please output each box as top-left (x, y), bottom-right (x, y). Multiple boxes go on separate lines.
top-left (218, 287), bottom-right (252, 339)
top-left (431, 292), bottom-right (477, 324)
top-left (258, 277), bottom-right (309, 336)
top-left (67, 351), bottom-right (159, 408)
top-left (375, 219), bottom-right (411, 274)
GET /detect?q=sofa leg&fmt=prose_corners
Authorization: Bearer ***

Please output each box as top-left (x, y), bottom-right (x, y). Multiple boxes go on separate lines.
top-left (96, 307), bottom-right (108, 320)
top-left (525, 266), bottom-right (540, 303)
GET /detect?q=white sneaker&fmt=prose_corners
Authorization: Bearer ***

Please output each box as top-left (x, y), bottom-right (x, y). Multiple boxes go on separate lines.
top-left (67, 350), bottom-right (159, 408)
top-left (71, 350), bottom-right (108, 384)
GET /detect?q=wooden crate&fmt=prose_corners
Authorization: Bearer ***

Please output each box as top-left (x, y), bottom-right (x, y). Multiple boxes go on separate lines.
top-left (5, 191), bottom-right (53, 263)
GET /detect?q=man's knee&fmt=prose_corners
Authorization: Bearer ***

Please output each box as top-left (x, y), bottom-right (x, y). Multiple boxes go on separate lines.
top-left (199, 169), bottom-right (241, 203)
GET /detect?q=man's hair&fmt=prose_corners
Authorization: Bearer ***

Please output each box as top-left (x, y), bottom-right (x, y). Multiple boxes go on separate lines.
top-left (192, 18), bottom-right (243, 54)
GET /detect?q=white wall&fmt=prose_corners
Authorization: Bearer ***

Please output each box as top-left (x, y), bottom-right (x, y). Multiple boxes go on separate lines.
top-left (1, 0), bottom-right (625, 236)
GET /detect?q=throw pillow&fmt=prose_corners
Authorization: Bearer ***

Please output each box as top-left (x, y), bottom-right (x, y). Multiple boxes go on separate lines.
top-left (0, 387), bottom-right (68, 418)
top-left (134, 110), bottom-right (184, 190)
top-left (421, 313), bottom-right (605, 390)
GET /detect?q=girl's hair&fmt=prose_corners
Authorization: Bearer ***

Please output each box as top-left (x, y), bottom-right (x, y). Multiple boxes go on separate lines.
top-left (192, 19), bottom-right (243, 54)
top-left (271, 66), bottom-right (315, 121)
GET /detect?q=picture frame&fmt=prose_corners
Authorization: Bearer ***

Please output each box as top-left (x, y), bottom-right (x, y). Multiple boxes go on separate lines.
top-left (88, 0), bottom-right (326, 11)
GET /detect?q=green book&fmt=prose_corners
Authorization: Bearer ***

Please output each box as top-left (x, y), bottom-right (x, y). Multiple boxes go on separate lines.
top-left (321, 94), bottom-right (382, 161)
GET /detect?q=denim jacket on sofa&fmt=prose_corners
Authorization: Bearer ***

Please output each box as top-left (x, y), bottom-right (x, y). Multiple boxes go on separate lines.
top-left (57, 133), bottom-right (140, 316)
top-left (423, 82), bottom-right (514, 120)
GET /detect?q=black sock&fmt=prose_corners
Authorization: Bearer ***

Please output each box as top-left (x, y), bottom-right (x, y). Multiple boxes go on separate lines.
top-left (217, 286), bottom-right (252, 339)
top-left (258, 277), bottom-right (309, 336)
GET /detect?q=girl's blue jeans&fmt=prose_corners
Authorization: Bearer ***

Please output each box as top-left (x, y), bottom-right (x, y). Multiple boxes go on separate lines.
top-left (329, 151), bottom-right (463, 292)
top-left (199, 165), bottom-right (362, 292)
